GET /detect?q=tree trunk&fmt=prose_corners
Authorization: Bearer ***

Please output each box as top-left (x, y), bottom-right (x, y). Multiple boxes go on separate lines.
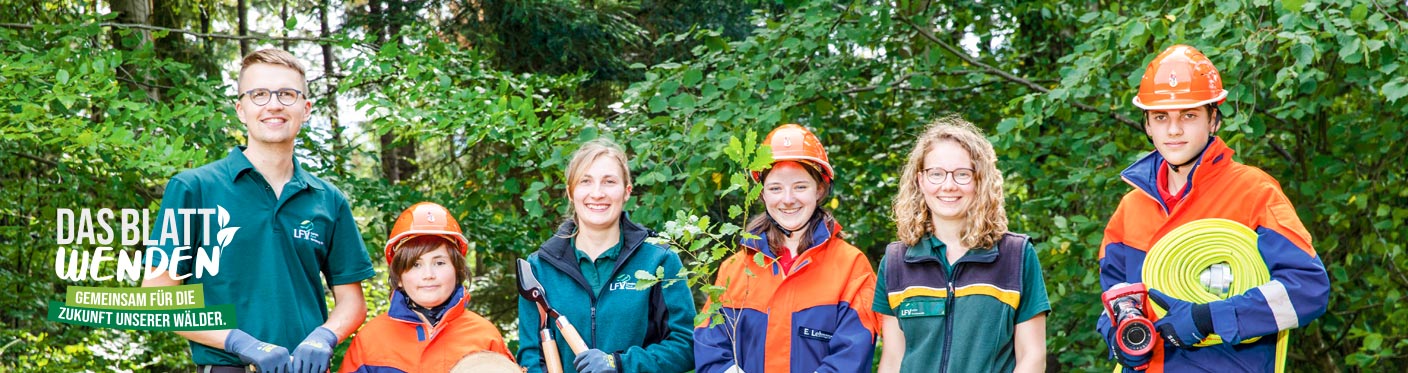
top-left (153, 0), bottom-right (205, 99)
top-left (201, 2), bottom-right (214, 76)
top-left (282, 0), bottom-right (292, 51)
top-left (387, 0), bottom-right (402, 44)
top-left (320, 0), bottom-right (344, 174)
top-left (369, 0), bottom-right (385, 44)
top-left (369, 0), bottom-right (418, 184)
top-left (108, 0), bottom-right (155, 101)
top-left (109, 0), bottom-right (150, 40)
top-left (238, 0), bottom-right (250, 56)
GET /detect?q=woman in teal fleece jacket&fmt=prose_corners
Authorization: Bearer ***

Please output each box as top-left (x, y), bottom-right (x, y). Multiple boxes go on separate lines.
top-left (516, 138), bottom-right (696, 373)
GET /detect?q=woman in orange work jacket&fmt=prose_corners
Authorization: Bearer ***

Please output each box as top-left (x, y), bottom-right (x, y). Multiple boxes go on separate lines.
top-left (339, 202), bottom-right (514, 373)
top-left (694, 124), bottom-right (881, 373)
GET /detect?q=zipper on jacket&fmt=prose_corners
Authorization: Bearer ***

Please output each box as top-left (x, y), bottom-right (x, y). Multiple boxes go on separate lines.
top-left (939, 263), bottom-right (963, 373)
top-left (590, 305), bottom-right (598, 347)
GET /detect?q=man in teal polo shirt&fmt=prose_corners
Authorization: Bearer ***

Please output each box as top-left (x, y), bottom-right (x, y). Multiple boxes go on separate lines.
top-left (142, 49), bottom-right (375, 373)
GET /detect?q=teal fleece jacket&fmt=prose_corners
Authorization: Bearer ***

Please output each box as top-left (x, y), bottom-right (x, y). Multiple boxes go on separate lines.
top-left (516, 213), bottom-right (696, 373)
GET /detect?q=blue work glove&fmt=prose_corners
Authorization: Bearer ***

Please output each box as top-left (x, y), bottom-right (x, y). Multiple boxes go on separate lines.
top-left (291, 326), bottom-right (338, 373)
top-left (572, 349), bottom-right (618, 373)
top-left (1148, 289), bottom-right (1215, 349)
top-left (1102, 324), bottom-right (1151, 369)
top-left (224, 329), bottom-right (291, 373)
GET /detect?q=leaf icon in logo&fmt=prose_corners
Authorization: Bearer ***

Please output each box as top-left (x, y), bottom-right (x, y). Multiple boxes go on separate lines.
top-left (218, 206), bottom-right (231, 228)
top-left (217, 227), bottom-right (240, 248)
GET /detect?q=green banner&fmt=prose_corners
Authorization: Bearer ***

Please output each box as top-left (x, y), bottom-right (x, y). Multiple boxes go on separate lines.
top-left (47, 301), bottom-right (237, 331)
top-left (64, 284), bottom-right (205, 310)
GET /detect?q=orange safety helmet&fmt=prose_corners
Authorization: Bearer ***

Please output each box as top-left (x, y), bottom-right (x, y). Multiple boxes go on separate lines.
top-left (384, 202), bottom-right (470, 266)
top-left (753, 124), bottom-right (834, 183)
top-left (1132, 44), bottom-right (1228, 110)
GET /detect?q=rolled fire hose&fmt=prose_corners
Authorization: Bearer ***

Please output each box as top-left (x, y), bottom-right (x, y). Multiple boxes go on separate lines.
top-left (1142, 218), bottom-right (1288, 373)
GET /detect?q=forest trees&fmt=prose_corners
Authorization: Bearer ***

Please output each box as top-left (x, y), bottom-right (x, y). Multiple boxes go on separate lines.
top-left (2, 0), bottom-right (1405, 371)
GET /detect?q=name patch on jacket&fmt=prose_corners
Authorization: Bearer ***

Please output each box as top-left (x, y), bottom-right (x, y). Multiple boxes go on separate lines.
top-left (799, 327), bottom-right (833, 342)
top-left (897, 299), bottom-right (946, 318)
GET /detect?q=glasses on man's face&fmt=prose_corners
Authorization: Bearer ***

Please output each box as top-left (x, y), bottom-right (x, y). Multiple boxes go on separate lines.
top-left (921, 167), bottom-right (975, 185)
top-left (240, 88), bottom-right (304, 106)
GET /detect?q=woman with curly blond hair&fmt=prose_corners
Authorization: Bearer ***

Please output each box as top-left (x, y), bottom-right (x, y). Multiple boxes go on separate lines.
top-left (874, 117), bottom-right (1049, 373)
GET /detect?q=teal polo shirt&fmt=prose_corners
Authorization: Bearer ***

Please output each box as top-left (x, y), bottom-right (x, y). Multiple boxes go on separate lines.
top-left (572, 233), bottom-right (623, 296)
top-left (873, 235), bottom-right (1050, 373)
top-left (149, 147), bottom-right (375, 366)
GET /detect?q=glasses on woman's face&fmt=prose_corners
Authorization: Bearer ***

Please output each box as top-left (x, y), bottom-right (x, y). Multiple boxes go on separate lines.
top-left (240, 88), bottom-right (304, 106)
top-left (921, 167), bottom-right (975, 185)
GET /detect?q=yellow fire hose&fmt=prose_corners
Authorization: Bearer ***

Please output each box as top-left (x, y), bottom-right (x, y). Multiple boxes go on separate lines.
top-left (1143, 218), bottom-right (1288, 373)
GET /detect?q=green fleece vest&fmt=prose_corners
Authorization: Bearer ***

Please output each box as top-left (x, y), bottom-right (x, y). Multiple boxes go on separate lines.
top-left (874, 233), bottom-right (1050, 373)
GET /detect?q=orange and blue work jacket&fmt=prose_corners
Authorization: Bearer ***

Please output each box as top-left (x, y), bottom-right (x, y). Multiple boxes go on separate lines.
top-left (338, 286), bottom-right (513, 373)
top-left (1098, 137), bottom-right (1330, 372)
top-left (694, 218), bottom-right (880, 373)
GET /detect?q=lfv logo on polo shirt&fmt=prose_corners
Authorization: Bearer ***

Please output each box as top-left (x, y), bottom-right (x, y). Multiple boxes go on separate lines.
top-left (293, 220), bottom-right (323, 245)
top-left (608, 274), bottom-right (637, 291)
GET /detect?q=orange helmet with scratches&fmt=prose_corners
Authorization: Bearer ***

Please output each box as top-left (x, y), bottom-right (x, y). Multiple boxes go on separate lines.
top-left (1133, 45), bottom-right (1228, 110)
top-left (754, 124), bottom-right (834, 183)
top-left (384, 202), bottom-right (470, 266)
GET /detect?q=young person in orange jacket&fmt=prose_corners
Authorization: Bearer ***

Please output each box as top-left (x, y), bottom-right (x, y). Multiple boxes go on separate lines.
top-left (694, 124), bottom-right (880, 373)
top-left (1097, 45), bottom-right (1330, 372)
top-left (339, 202), bottom-right (514, 372)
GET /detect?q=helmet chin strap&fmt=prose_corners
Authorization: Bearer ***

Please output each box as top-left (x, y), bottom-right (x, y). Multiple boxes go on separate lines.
top-left (763, 183), bottom-right (831, 239)
top-left (767, 212), bottom-right (798, 237)
top-left (767, 209), bottom-right (825, 238)
top-left (1168, 158), bottom-right (1197, 173)
top-left (1168, 135), bottom-right (1216, 173)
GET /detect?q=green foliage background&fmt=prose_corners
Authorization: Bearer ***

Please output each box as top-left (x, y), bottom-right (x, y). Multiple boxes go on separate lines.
top-left (2, 0), bottom-right (1405, 371)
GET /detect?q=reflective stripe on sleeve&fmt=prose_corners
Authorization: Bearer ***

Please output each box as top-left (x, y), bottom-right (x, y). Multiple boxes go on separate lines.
top-left (1258, 280), bottom-right (1300, 330)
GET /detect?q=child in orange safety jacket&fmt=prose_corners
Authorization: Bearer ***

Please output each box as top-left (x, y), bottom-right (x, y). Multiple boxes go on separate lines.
top-left (339, 202), bottom-right (514, 373)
